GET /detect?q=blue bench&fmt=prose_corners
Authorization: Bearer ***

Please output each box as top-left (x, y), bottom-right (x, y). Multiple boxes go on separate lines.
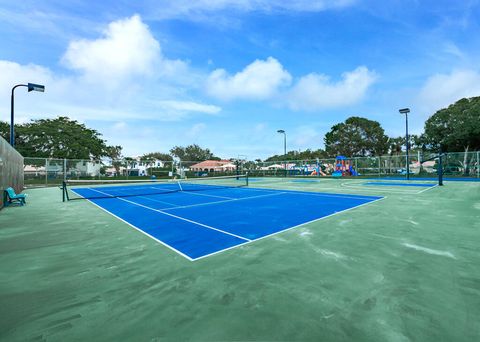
top-left (3, 187), bottom-right (27, 206)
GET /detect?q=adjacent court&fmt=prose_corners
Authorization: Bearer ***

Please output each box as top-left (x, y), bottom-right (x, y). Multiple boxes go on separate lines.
top-left (69, 180), bottom-right (383, 260)
top-left (363, 181), bottom-right (436, 187)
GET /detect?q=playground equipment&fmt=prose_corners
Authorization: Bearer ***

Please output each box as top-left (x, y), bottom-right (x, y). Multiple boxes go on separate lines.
top-left (307, 159), bottom-right (327, 176)
top-left (311, 164), bottom-right (326, 176)
top-left (333, 156), bottom-right (358, 177)
top-left (287, 159), bottom-right (327, 176)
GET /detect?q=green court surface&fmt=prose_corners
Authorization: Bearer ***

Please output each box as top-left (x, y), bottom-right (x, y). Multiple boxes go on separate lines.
top-left (1, 178), bottom-right (479, 341)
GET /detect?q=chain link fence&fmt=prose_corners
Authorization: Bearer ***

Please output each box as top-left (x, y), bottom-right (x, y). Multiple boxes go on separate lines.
top-left (23, 151), bottom-right (479, 188)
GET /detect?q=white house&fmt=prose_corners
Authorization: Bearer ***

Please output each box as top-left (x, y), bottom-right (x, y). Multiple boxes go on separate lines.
top-left (127, 158), bottom-right (166, 176)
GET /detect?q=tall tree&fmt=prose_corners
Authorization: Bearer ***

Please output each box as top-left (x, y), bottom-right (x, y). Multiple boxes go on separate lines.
top-left (105, 145), bottom-right (123, 175)
top-left (388, 135), bottom-right (426, 156)
top-left (423, 97), bottom-right (480, 175)
top-left (140, 152), bottom-right (173, 161)
top-left (388, 137), bottom-right (404, 155)
top-left (423, 97), bottom-right (480, 153)
top-left (0, 117), bottom-right (117, 159)
top-left (265, 149), bottom-right (328, 162)
top-left (170, 144), bottom-right (219, 161)
top-left (324, 116), bottom-right (389, 157)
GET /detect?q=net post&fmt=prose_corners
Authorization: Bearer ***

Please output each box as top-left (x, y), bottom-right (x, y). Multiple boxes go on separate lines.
top-left (438, 153), bottom-right (444, 186)
top-left (62, 181), bottom-right (66, 202)
top-left (63, 158), bottom-right (67, 182)
top-left (236, 159), bottom-right (239, 180)
top-left (246, 172), bottom-right (249, 186)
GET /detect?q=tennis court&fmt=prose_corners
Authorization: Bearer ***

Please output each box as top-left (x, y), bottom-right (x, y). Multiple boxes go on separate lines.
top-left (1, 176), bottom-right (480, 341)
top-left (64, 176), bottom-right (383, 260)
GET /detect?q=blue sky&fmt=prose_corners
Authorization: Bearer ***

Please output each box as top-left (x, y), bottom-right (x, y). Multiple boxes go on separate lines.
top-left (1, 0), bottom-right (480, 159)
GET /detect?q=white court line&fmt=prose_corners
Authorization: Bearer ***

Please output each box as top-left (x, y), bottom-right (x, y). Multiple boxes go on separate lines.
top-left (182, 191), bottom-right (235, 200)
top-left (78, 185), bottom-right (178, 206)
top-left (340, 182), bottom-right (419, 194)
top-left (160, 191), bottom-right (287, 211)
top-left (245, 180), bottom-right (388, 199)
top-left (240, 185), bottom-right (382, 201)
top-left (75, 186), bottom-right (385, 261)
top-left (416, 184), bottom-right (439, 194)
top-left (340, 180), bottom-right (438, 195)
top-left (137, 195), bottom-right (178, 206)
top-left (249, 181), bottom-right (291, 187)
top-left (279, 191), bottom-right (381, 201)
top-left (85, 187), bottom-right (251, 242)
top-left (193, 196), bottom-right (387, 261)
top-left (71, 189), bottom-right (194, 261)
top-left (268, 183), bottom-right (394, 194)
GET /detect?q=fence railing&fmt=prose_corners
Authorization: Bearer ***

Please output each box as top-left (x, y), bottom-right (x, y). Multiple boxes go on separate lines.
top-left (23, 151), bottom-right (480, 188)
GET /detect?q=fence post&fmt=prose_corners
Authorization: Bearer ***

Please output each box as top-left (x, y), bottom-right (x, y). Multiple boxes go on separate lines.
top-left (63, 158), bottom-right (67, 181)
top-left (45, 158), bottom-right (48, 186)
top-left (477, 151), bottom-right (479, 178)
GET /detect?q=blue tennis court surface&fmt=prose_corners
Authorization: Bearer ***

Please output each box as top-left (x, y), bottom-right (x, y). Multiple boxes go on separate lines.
top-left (72, 185), bottom-right (383, 260)
top-left (364, 181), bottom-right (436, 187)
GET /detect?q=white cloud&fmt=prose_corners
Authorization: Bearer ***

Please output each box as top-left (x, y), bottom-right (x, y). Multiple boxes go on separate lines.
top-left (443, 42), bottom-right (464, 59)
top-left (0, 59), bottom-right (220, 123)
top-left (61, 14), bottom-right (189, 85)
top-left (0, 15), bottom-right (220, 125)
top-left (147, 0), bottom-right (355, 20)
top-left (0, 60), bottom-right (67, 122)
top-left (417, 69), bottom-right (480, 114)
top-left (287, 66), bottom-right (377, 110)
top-left (206, 57), bottom-right (292, 100)
top-left (205, 59), bottom-right (376, 110)
top-left (186, 123), bottom-right (207, 138)
top-left (259, 0), bottom-right (355, 12)
top-left (0, 60), bottom-right (54, 90)
top-left (62, 15), bottom-right (159, 79)
top-left (153, 100), bottom-right (221, 115)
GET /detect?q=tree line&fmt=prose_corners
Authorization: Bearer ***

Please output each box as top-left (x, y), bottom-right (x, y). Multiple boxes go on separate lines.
top-left (0, 117), bottom-right (220, 161)
top-left (1, 96), bottom-right (479, 162)
top-left (266, 96), bottom-right (479, 162)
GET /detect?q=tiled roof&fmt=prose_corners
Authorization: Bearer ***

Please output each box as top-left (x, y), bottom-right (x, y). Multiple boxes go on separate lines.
top-left (190, 160), bottom-right (231, 168)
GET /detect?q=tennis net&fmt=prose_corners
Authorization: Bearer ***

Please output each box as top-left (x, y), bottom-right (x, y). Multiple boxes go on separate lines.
top-left (62, 174), bottom-right (249, 201)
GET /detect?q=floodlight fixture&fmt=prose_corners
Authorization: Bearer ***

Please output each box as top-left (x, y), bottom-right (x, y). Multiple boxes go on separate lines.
top-left (27, 83), bottom-right (45, 92)
top-left (10, 83), bottom-right (45, 146)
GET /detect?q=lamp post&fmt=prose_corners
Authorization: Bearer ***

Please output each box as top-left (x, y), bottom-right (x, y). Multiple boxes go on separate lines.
top-left (277, 129), bottom-right (286, 176)
top-left (399, 108), bottom-right (410, 180)
top-left (11, 83), bottom-right (45, 147)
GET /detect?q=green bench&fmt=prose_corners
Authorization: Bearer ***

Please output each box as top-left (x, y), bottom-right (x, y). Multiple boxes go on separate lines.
top-left (3, 187), bottom-right (27, 206)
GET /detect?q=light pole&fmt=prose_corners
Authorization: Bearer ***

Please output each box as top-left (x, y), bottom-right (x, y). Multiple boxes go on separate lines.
top-left (11, 83), bottom-right (45, 147)
top-left (399, 108), bottom-right (410, 180)
top-left (277, 129), bottom-right (286, 176)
